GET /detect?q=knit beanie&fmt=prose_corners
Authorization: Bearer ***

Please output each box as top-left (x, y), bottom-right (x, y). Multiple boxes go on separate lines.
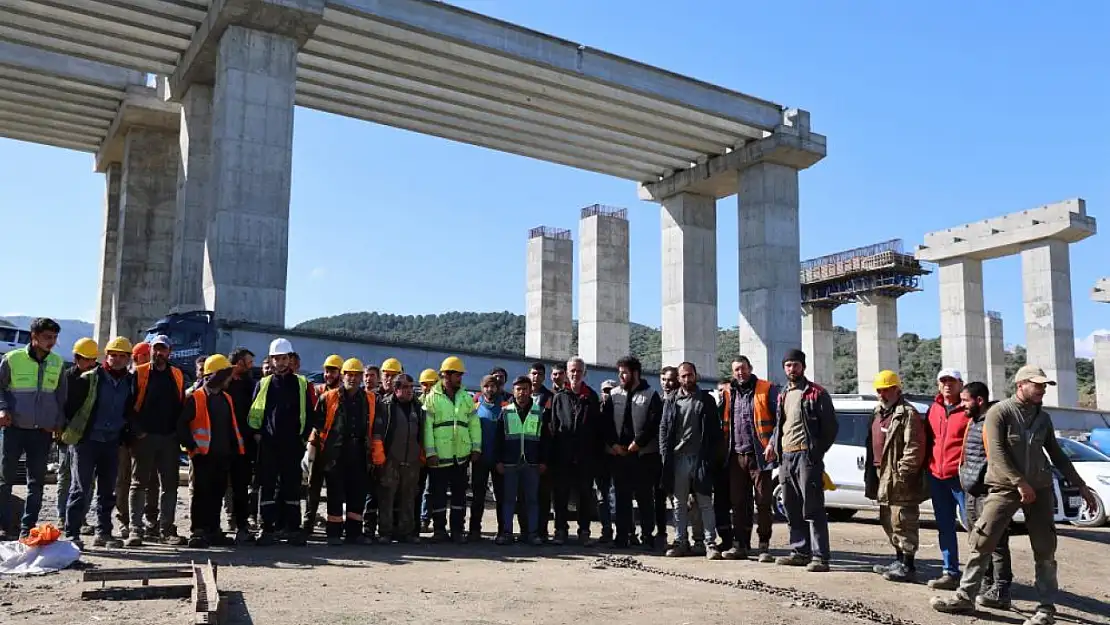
top-left (782, 349), bottom-right (807, 367)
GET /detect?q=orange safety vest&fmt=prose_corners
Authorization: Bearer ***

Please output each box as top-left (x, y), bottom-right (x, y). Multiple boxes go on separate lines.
top-left (320, 388), bottom-right (377, 444)
top-left (720, 379), bottom-right (775, 448)
top-left (134, 362), bottom-right (185, 412)
top-left (188, 388), bottom-right (245, 456)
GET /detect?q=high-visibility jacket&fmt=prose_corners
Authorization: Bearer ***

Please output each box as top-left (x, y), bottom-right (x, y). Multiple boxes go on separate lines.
top-left (422, 381), bottom-right (480, 465)
top-left (0, 346), bottom-right (66, 430)
top-left (315, 388), bottom-right (376, 467)
top-left (497, 400), bottom-right (544, 465)
top-left (247, 373), bottom-right (308, 433)
top-left (133, 362), bottom-right (184, 412)
top-left (60, 368), bottom-right (101, 445)
top-left (720, 379), bottom-right (776, 465)
top-left (187, 388), bottom-right (245, 456)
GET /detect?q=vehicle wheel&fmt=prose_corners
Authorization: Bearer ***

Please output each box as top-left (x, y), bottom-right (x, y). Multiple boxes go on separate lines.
top-left (826, 508), bottom-right (857, 522)
top-left (772, 480), bottom-right (787, 522)
top-left (1071, 492), bottom-right (1106, 528)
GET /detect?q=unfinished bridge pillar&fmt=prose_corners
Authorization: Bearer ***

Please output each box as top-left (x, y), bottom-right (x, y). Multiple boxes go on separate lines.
top-left (526, 227), bottom-right (573, 361)
top-left (579, 205), bottom-right (630, 368)
top-left (801, 304), bottom-right (835, 387)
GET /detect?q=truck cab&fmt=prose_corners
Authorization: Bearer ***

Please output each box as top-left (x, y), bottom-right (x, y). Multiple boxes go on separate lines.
top-left (144, 309), bottom-right (217, 372)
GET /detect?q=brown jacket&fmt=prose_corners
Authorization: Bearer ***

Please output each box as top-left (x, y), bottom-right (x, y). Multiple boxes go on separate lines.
top-left (864, 397), bottom-right (927, 505)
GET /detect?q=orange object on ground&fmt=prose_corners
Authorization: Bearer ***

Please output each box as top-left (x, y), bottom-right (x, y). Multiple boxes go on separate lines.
top-left (19, 523), bottom-right (61, 547)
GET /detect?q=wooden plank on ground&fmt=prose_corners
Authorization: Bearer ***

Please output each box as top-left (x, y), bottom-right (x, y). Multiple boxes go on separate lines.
top-left (81, 585), bottom-right (192, 601)
top-left (82, 566), bottom-right (193, 583)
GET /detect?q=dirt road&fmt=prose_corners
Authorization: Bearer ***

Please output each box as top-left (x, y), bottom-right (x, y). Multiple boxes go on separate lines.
top-left (3, 486), bottom-right (1109, 625)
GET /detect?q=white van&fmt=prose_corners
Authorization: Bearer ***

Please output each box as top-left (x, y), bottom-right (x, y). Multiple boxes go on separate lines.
top-left (0, 320), bottom-right (31, 357)
top-left (772, 394), bottom-right (1072, 527)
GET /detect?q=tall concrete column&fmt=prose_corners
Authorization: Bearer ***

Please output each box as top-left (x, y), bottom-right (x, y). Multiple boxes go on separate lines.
top-left (202, 26), bottom-right (298, 324)
top-left (579, 207), bottom-right (630, 367)
top-left (856, 295), bottom-right (898, 394)
top-left (801, 304), bottom-right (834, 387)
top-left (937, 258), bottom-right (987, 386)
top-left (661, 193), bottom-right (717, 377)
top-left (738, 162), bottom-right (800, 385)
top-left (170, 85), bottom-right (213, 310)
top-left (112, 127), bottom-right (180, 342)
top-left (525, 228), bottom-right (573, 361)
top-left (1095, 335), bottom-right (1110, 410)
top-left (94, 163), bottom-right (122, 347)
top-left (985, 312), bottom-right (1007, 401)
top-left (1021, 240), bottom-right (1078, 407)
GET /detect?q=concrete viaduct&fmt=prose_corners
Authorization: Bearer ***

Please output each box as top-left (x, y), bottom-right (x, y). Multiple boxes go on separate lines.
top-left (0, 0), bottom-right (825, 385)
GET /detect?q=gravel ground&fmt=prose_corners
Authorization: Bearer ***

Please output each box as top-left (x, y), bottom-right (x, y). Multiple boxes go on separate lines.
top-left (2, 485), bottom-right (1109, 625)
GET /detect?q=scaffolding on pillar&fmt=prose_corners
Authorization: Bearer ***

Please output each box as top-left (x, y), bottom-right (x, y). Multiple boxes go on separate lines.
top-left (580, 204), bottom-right (628, 220)
top-left (801, 239), bottom-right (931, 307)
top-left (528, 226), bottom-right (572, 240)
top-left (986, 310), bottom-right (1002, 321)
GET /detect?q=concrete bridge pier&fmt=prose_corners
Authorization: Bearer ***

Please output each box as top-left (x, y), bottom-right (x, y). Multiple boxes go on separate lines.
top-left (801, 304), bottom-right (835, 388)
top-left (1094, 278), bottom-right (1110, 409)
top-left (525, 227), bottom-right (574, 362)
top-left (579, 206), bottom-right (630, 368)
top-left (985, 311), bottom-right (1007, 400)
top-left (660, 193), bottom-right (718, 378)
top-left (856, 295), bottom-right (898, 394)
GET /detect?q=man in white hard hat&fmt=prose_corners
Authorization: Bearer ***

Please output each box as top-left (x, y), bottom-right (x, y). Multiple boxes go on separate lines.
top-left (247, 338), bottom-right (313, 546)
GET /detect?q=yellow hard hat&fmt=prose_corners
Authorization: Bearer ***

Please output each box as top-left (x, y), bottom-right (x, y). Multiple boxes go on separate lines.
top-left (419, 368), bottom-right (438, 384)
top-left (203, 354), bottom-right (233, 376)
top-left (873, 370), bottom-right (901, 391)
top-left (104, 336), bottom-right (133, 355)
top-left (342, 358), bottom-right (365, 374)
top-left (72, 337), bottom-right (99, 360)
top-left (440, 356), bottom-right (465, 374)
top-left (323, 354), bottom-right (343, 370)
top-left (381, 357), bottom-right (403, 374)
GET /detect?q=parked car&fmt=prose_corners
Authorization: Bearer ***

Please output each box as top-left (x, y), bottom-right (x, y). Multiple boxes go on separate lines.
top-left (772, 394), bottom-right (1074, 527)
top-left (1054, 437), bottom-right (1110, 528)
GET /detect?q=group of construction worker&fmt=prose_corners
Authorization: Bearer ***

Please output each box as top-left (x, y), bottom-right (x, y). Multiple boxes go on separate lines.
top-left (0, 318), bottom-right (1099, 625)
top-left (864, 365), bottom-right (1098, 625)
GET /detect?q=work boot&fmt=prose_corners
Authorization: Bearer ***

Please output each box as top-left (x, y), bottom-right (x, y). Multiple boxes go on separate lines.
top-left (80, 524), bottom-right (96, 536)
top-left (551, 530), bottom-right (568, 546)
top-left (806, 560), bottom-right (830, 572)
top-left (757, 542), bottom-right (773, 563)
top-left (430, 529), bottom-right (450, 543)
top-left (286, 531), bottom-right (307, 547)
top-left (577, 530), bottom-right (595, 547)
top-left (452, 531), bottom-right (469, 545)
top-left (691, 541), bottom-right (707, 556)
top-left (722, 545), bottom-right (749, 561)
top-left (873, 553), bottom-right (901, 575)
top-left (494, 533), bottom-right (511, 546)
top-left (210, 532), bottom-right (235, 547)
top-left (1023, 611), bottom-right (1055, 625)
top-left (882, 561), bottom-right (913, 582)
top-left (234, 529), bottom-right (253, 545)
top-left (599, 528), bottom-right (613, 544)
top-left (255, 532), bottom-right (277, 546)
top-left (420, 519), bottom-right (432, 534)
top-left (161, 529), bottom-right (187, 546)
top-left (776, 552), bottom-right (810, 567)
top-left (68, 536), bottom-right (84, 551)
top-left (929, 593), bottom-right (975, 614)
top-left (468, 528), bottom-right (483, 542)
top-left (123, 533), bottom-right (143, 547)
top-left (94, 532), bottom-right (123, 549)
top-left (928, 573), bottom-right (961, 590)
top-left (976, 584), bottom-right (1012, 610)
top-left (705, 545), bottom-right (723, 561)
top-left (665, 541), bottom-right (691, 558)
top-left (528, 534), bottom-right (543, 546)
top-left (187, 535), bottom-right (210, 549)
top-left (327, 535), bottom-right (343, 546)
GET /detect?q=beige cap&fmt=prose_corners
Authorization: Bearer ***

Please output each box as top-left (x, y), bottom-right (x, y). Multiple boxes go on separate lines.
top-left (1014, 364), bottom-right (1056, 386)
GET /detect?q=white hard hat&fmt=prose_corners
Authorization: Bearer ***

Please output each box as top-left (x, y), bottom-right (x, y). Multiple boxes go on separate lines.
top-left (269, 337), bottom-right (294, 356)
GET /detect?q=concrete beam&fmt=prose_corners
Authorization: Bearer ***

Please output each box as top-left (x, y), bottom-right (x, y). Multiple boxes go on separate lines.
top-left (578, 208), bottom-right (630, 368)
top-left (525, 229), bottom-right (574, 361)
top-left (1021, 240), bottom-right (1078, 407)
top-left (94, 84), bottom-right (181, 172)
top-left (639, 110), bottom-right (826, 201)
top-left (0, 40), bottom-right (145, 90)
top-left (169, 0), bottom-right (325, 99)
top-left (801, 305), bottom-right (834, 388)
top-left (985, 312), bottom-right (1007, 401)
top-left (661, 193), bottom-right (717, 378)
top-left (916, 199), bottom-right (1095, 263)
top-left (1095, 335), bottom-right (1110, 410)
top-left (329, 0), bottom-right (784, 135)
top-left (1093, 277), bottom-right (1110, 303)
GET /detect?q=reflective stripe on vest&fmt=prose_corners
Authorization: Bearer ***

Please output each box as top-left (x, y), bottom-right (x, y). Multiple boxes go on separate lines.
top-left (4, 348), bottom-right (63, 392)
top-left (722, 380), bottom-right (775, 447)
top-left (320, 388), bottom-right (376, 443)
top-left (60, 368), bottom-right (100, 446)
top-left (134, 363), bottom-right (184, 412)
top-left (247, 374), bottom-right (308, 432)
top-left (504, 401), bottom-right (542, 462)
top-left (189, 388), bottom-right (245, 456)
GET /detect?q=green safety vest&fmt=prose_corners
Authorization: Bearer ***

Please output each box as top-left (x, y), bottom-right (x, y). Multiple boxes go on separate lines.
top-left (61, 369), bottom-right (100, 446)
top-left (502, 401), bottom-right (542, 462)
top-left (4, 347), bottom-right (63, 392)
top-left (422, 382), bottom-right (480, 463)
top-left (247, 374), bottom-right (308, 433)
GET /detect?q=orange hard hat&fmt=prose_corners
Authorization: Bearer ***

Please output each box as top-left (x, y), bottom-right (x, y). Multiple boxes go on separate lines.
top-left (132, 341), bottom-right (151, 359)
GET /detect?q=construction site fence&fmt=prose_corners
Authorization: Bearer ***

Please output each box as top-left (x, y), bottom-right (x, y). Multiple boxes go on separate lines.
top-left (801, 250), bottom-right (923, 284)
top-left (580, 204), bottom-right (628, 220)
top-left (801, 239), bottom-right (904, 272)
top-left (528, 226), bottom-right (572, 240)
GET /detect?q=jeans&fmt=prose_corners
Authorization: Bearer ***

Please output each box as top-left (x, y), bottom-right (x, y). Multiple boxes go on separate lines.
top-left (470, 461), bottom-right (504, 535)
top-left (613, 453), bottom-right (660, 543)
top-left (66, 439), bottom-right (120, 537)
top-left (0, 427), bottom-right (53, 534)
top-left (594, 459), bottom-right (614, 537)
top-left (428, 462), bottom-right (469, 535)
top-left (501, 464), bottom-right (540, 536)
top-left (928, 474), bottom-right (967, 575)
top-left (56, 442), bottom-right (71, 521)
top-left (129, 434), bottom-right (180, 534)
top-left (671, 454), bottom-right (715, 545)
top-left (780, 451), bottom-right (831, 562)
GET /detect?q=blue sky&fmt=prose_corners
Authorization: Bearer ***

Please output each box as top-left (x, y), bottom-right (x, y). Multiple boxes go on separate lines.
top-left (1, 0), bottom-right (1107, 355)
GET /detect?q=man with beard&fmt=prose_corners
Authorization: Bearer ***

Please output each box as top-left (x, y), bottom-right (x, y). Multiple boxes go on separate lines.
top-left (548, 357), bottom-right (600, 546)
top-left (769, 349), bottom-right (837, 573)
top-left (303, 355), bottom-right (343, 535)
top-left (373, 373), bottom-right (425, 543)
top-left (470, 374), bottom-right (508, 540)
top-left (930, 366), bottom-right (1098, 625)
top-left (58, 338), bottom-right (99, 529)
top-left (224, 347), bottom-right (256, 541)
top-left (423, 356), bottom-right (481, 543)
top-left (529, 362), bottom-right (555, 541)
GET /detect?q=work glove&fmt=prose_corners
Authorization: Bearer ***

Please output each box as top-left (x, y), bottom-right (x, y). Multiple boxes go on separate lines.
top-left (301, 444), bottom-right (316, 476)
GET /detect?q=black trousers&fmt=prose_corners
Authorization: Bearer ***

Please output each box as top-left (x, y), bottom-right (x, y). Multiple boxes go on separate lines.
top-left (469, 461), bottom-right (504, 535)
top-left (303, 455), bottom-right (326, 531)
top-left (551, 462), bottom-right (595, 535)
top-left (225, 451), bottom-right (251, 531)
top-left (362, 467), bottom-right (379, 537)
top-left (325, 453), bottom-right (368, 538)
top-left (191, 454), bottom-right (232, 538)
top-left (613, 453), bottom-right (660, 542)
top-left (428, 462), bottom-right (469, 535)
top-left (713, 462), bottom-right (734, 548)
top-left (257, 438), bottom-right (302, 533)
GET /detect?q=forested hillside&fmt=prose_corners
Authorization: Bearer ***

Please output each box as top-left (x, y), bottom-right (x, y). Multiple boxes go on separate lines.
top-left (296, 311), bottom-right (1097, 406)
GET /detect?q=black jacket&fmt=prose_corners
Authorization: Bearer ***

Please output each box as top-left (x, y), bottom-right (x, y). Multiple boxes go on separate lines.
top-left (959, 401), bottom-right (996, 496)
top-left (659, 389), bottom-right (723, 496)
top-left (548, 384), bottom-right (601, 467)
top-left (603, 379), bottom-right (662, 455)
top-left (62, 364), bottom-right (92, 424)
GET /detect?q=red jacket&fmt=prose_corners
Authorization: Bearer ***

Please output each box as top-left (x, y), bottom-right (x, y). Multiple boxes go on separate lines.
top-left (926, 395), bottom-right (970, 480)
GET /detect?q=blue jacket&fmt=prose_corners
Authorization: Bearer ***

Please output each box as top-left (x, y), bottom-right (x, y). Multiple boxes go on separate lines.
top-left (494, 399), bottom-right (549, 466)
top-left (474, 393), bottom-right (508, 465)
top-left (87, 368), bottom-right (133, 444)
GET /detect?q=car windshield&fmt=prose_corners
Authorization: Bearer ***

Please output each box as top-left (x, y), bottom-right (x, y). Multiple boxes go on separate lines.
top-left (1056, 438), bottom-right (1110, 462)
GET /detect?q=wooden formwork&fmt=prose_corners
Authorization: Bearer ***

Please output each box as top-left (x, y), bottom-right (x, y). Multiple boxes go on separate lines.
top-left (81, 560), bottom-right (226, 624)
